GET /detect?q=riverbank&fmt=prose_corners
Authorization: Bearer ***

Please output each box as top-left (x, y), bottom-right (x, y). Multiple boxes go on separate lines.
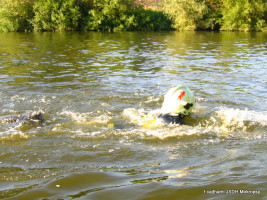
top-left (0, 0), bottom-right (266, 32)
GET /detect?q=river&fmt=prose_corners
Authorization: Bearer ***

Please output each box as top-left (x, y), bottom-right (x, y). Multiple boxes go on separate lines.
top-left (0, 31), bottom-right (266, 200)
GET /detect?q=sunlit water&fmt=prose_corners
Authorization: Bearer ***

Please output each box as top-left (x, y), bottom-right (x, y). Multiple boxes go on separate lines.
top-left (0, 32), bottom-right (266, 200)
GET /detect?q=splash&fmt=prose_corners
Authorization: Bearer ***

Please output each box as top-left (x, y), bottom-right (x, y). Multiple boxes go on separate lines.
top-left (216, 107), bottom-right (267, 126)
top-left (1, 107), bottom-right (265, 141)
top-left (0, 123), bottom-right (33, 140)
top-left (51, 110), bottom-right (114, 137)
top-left (122, 108), bottom-right (207, 139)
top-left (60, 110), bottom-right (112, 125)
top-left (122, 107), bottom-right (267, 139)
top-left (122, 108), bottom-right (164, 129)
top-left (206, 107), bottom-right (267, 135)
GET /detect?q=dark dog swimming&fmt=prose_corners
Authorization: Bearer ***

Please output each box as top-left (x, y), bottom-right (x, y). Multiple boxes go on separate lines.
top-left (2, 110), bottom-right (44, 125)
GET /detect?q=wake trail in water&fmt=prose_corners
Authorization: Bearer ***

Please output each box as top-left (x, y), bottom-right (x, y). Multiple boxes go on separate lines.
top-left (122, 106), bottom-right (267, 139)
top-left (0, 104), bottom-right (266, 141)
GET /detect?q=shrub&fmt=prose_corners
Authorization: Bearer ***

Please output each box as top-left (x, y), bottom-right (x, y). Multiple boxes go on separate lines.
top-left (86, 0), bottom-right (173, 31)
top-left (0, 0), bottom-right (266, 32)
top-left (134, 9), bottom-right (173, 31)
top-left (221, 0), bottom-right (266, 31)
top-left (162, 0), bottom-right (208, 30)
top-left (31, 0), bottom-right (81, 31)
top-left (0, 0), bottom-right (34, 32)
top-left (86, 0), bottom-right (137, 31)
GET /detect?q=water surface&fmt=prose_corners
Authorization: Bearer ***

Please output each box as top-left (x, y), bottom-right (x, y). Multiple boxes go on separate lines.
top-left (0, 31), bottom-right (266, 200)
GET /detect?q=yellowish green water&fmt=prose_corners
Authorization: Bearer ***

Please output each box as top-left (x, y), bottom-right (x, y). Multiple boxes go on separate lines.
top-left (0, 31), bottom-right (266, 200)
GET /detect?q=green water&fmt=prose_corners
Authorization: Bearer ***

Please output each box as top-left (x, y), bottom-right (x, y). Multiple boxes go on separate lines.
top-left (0, 31), bottom-right (266, 200)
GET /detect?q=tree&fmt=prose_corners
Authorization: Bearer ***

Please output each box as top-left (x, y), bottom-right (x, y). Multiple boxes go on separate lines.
top-left (135, 0), bottom-right (161, 9)
top-left (0, 0), bottom-right (34, 32)
top-left (162, 0), bottom-right (208, 30)
top-left (57, 0), bottom-right (81, 31)
top-left (31, 0), bottom-right (81, 31)
top-left (221, 0), bottom-right (266, 31)
top-left (87, 0), bottom-right (140, 31)
top-left (202, 0), bottom-right (223, 30)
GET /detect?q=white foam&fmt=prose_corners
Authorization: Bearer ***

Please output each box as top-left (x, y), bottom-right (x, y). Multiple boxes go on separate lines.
top-left (143, 96), bottom-right (161, 104)
top-left (122, 107), bottom-right (267, 139)
top-left (145, 125), bottom-right (205, 139)
top-left (216, 107), bottom-right (267, 125)
top-left (60, 110), bottom-right (112, 125)
top-left (0, 123), bottom-right (29, 139)
top-left (1, 107), bottom-right (265, 140)
top-left (122, 108), bottom-right (164, 128)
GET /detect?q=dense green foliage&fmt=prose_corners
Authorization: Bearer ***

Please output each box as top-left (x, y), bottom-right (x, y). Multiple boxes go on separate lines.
top-left (31, 0), bottom-right (81, 31)
top-left (87, 0), bottom-right (172, 31)
top-left (221, 0), bottom-right (266, 31)
top-left (162, 0), bottom-right (266, 31)
top-left (87, 0), bottom-right (136, 31)
top-left (0, 0), bottom-right (266, 32)
top-left (162, 0), bottom-right (208, 30)
top-left (0, 0), bottom-right (34, 32)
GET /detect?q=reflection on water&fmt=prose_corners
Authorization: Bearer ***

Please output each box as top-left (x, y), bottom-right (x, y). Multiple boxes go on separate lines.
top-left (0, 31), bottom-right (266, 199)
